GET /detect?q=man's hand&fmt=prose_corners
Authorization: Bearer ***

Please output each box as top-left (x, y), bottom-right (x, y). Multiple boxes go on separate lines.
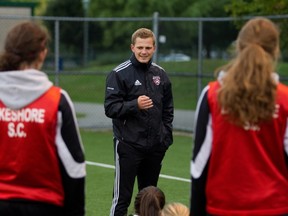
top-left (137, 95), bottom-right (153, 110)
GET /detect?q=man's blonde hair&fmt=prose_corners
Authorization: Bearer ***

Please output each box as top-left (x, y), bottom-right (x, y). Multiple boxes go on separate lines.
top-left (131, 28), bottom-right (155, 45)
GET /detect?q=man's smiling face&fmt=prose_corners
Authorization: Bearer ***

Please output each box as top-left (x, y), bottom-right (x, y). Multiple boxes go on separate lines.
top-left (131, 37), bottom-right (155, 63)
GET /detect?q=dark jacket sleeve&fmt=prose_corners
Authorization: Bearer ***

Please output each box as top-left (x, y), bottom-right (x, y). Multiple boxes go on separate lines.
top-left (104, 70), bottom-right (139, 119)
top-left (162, 73), bottom-right (174, 147)
top-left (57, 90), bottom-right (86, 216)
top-left (190, 87), bottom-right (210, 216)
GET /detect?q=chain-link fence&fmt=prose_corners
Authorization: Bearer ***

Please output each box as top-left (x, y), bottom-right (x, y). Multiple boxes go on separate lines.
top-left (1, 13), bottom-right (288, 132)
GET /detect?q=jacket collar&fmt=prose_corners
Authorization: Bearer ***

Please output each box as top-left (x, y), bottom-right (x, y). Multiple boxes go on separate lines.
top-left (130, 53), bottom-right (152, 69)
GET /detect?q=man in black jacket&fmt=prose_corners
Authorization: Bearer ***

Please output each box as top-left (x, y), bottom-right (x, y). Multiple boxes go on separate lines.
top-left (104, 28), bottom-right (174, 216)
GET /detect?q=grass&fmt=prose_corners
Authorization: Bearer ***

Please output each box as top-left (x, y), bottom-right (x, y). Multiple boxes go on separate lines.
top-left (82, 129), bottom-right (192, 216)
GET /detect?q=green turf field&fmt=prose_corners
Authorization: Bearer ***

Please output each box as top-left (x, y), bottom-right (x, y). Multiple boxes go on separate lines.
top-left (81, 129), bottom-right (192, 216)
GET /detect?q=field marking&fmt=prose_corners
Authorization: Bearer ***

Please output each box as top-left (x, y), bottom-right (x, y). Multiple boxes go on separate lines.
top-left (86, 161), bottom-right (191, 183)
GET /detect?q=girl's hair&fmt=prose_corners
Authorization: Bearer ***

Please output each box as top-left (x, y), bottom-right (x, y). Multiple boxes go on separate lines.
top-left (0, 21), bottom-right (49, 71)
top-left (161, 202), bottom-right (190, 216)
top-left (216, 17), bottom-right (280, 126)
top-left (134, 186), bottom-right (165, 216)
top-left (131, 28), bottom-right (156, 45)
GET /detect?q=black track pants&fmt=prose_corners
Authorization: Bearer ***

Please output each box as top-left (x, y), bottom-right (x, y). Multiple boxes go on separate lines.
top-left (109, 138), bottom-right (166, 216)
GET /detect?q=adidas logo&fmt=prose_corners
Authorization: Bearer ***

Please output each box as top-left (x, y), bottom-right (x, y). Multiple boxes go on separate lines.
top-left (134, 80), bottom-right (142, 86)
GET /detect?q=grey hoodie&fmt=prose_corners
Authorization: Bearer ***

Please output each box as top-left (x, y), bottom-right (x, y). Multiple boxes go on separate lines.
top-left (0, 69), bottom-right (52, 110)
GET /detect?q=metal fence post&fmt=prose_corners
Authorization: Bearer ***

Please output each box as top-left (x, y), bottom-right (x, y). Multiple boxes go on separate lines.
top-left (152, 11), bottom-right (159, 63)
top-left (54, 20), bottom-right (60, 86)
top-left (197, 20), bottom-right (203, 98)
top-left (82, 0), bottom-right (90, 66)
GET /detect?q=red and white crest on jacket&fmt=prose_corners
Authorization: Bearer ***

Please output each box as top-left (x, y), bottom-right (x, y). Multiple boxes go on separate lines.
top-left (152, 76), bottom-right (160, 85)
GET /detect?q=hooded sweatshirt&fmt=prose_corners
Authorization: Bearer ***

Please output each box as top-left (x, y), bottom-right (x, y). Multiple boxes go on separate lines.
top-left (0, 69), bottom-right (86, 216)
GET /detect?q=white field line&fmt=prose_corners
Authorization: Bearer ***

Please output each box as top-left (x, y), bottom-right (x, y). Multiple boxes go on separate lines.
top-left (86, 161), bottom-right (191, 183)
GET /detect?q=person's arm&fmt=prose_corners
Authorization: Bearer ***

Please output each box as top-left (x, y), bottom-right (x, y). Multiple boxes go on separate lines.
top-left (162, 73), bottom-right (174, 148)
top-left (56, 89), bottom-right (86, 216)
top-left (190, 86), bottom-right (211, 216)
top-left (104, 70), bottom-right (139, 119)
top-left (284, 119), bottom-right (288, 168)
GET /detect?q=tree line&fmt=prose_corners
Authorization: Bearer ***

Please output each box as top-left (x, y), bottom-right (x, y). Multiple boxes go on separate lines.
top-left (13, 0), bottom-right (288, 61)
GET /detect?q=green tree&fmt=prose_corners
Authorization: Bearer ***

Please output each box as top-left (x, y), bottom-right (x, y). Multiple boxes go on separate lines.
top-left (43, 0), bottom-right (85, 54)
top-left (225, 0), bottom-right (288, 60)
top-left (89, 0), bottom-right (189, 51)
top-left (225, 0), bottom-right (288, 17)
top-left (181, 0), bottom-right (238, 58)
top-left (88, 0), bottom-right (236, 58)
